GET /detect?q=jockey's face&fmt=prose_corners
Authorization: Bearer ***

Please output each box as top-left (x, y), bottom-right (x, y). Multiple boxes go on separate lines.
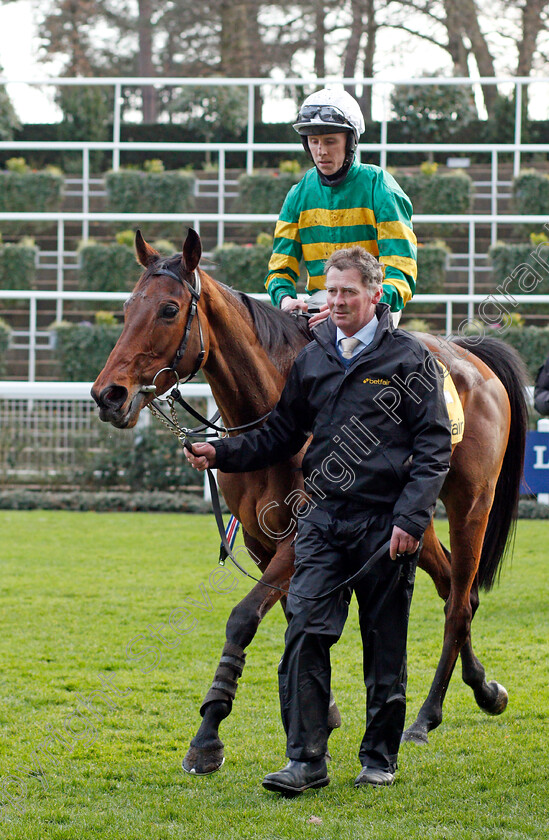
top-left (326, 266), bottom-right (383, 337)
top-left (308, 132), bottom-right (348, 175)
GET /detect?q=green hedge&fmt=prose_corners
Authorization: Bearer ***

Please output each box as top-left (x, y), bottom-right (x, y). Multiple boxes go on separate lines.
top-left (434, 498), bottom-right (549, 519)
top-left (0, 171), bottom-right (63, 235)
top-left (105, 170), bottom-right (195, 240)
top-left (512, 171), bottom-right (549, 232)
top-left (0, 243), bottom-right (37, 290)
top-left (105, 169), bottom-right (195, 212)
top-left (0, 489), bottom-right (211, 513)
top-left (105, 170), bottom-right (195, 239)
top-left (234, 172), bottom-right (301, 215)
top-left (461, 323), bottom-right (549, 379)
top-left (489, 242), bottom-right (549, 314)
top-left (498, 325), bottom-right (549, 380)
top-left (73, 424), bottom-right (197, 491)
top-left (212, 243), bottom-right (272, 292)
top-left (395, 170), bottom-right (473, 235)
top-left (0, 317), bottom-right (11, 376)
top-left (12, 119), bottom-right (549, 170)
top-left (0, 170), bottom-right (63, 212)
top-left (0, 489), bottom-right (546, 516)
top-left (52, 321), bottom-right (123, 381)
top-left (516, 500), bottom-right (549, 518)
top-left (417, 242), bottom-right (449, 293)
top-left (78, 243), bottom-right (140, 308)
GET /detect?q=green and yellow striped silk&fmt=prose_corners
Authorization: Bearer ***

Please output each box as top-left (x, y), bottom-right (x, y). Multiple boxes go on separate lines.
top-left (264, 160), bottom-right (417, 312)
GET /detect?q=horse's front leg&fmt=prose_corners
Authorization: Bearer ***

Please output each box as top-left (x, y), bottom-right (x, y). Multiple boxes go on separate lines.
top-left (183, 535), bottom-right (293, 775)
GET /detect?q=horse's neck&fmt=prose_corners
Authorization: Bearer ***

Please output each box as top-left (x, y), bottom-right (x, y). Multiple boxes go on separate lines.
top-left (200, 282), bottom-right (290, 430)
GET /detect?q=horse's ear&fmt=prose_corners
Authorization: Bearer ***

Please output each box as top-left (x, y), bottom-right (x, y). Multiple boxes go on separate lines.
top-left (181, 228), bottom-right (202, 273)
top-left (135, 229), bottom-right (160, 268)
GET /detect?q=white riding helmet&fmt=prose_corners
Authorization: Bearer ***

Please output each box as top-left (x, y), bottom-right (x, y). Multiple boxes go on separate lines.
top-left (293, 88), bottom-right (365, 146)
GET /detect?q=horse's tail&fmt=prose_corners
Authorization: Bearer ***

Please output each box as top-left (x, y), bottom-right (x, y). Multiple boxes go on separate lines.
top-left (453, 336), bottom-right (529, 590)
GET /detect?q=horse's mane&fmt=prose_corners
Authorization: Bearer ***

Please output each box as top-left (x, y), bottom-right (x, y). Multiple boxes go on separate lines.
top-left (223, 285), bottom-right (312, 371)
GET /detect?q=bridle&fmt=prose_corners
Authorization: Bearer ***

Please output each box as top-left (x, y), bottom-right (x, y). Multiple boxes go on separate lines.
top-left (149, 262), bottom-right (206, 389)
top-left (142, 260), bottom-right (271, 436)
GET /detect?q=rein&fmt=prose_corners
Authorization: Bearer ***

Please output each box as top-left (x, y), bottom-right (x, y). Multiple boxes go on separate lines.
top-left (170, 388), bottom-right (271, 435)
top-left (143, 262), bottom-right (397, 600)
top-left (191, 443), bottom-right (394, 602)
top-left (150, 397), bottom-right (397, 603)
top-left (142, 261), bottom-right (276, 577)
top-left (177, 416), bottom-right (400, 600)
top-left (146, 377), bottom-right (270, 443)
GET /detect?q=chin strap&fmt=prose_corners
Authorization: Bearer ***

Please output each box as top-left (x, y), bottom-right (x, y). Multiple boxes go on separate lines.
top-left (316, 151), bottom-right (355, 187)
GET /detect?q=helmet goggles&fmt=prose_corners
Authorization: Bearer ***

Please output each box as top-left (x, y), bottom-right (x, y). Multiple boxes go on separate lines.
top-left (296, 104), bottom-right (350, 128)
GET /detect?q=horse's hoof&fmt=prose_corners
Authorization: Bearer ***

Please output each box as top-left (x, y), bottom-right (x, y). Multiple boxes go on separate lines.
top-left (182, 744), bottom-right (225, 776)
top-left (482, 681), bottom-right (509, 716)
top-left (401, 724), bottom-right (429, 745)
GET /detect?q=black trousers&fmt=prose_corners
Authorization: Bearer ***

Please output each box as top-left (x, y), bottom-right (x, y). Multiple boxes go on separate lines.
top-left (278, 507), bottom-right (418, 772)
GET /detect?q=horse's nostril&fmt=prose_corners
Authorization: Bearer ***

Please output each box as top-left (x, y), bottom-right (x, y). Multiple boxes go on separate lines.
top-left (98, 384), bottom-right (128, 411)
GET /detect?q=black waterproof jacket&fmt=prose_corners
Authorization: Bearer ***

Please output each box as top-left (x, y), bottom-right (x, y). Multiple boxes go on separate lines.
top-left (213, 303), bottom-right (452, 540)
top-left (534, 355), bottom-right (549, 416)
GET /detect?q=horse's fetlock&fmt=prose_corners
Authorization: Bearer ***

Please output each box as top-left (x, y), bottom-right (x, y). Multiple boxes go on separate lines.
top-left (199, 698), bottom-right (231, 726)
top-left (190, 731), bottom-right (224, 752)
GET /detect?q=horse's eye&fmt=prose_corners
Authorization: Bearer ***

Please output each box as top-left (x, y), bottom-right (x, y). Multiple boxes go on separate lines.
top-left (161, 304), bottom-right (179, 319)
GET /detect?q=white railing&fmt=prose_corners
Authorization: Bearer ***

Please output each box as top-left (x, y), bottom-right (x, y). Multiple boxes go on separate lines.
top-left (0, 380), bottom-right (217, 499)
top-left (0, 139), bottom-right (547, 236)
top-left (0, 377), bottom-right (541, 501)
top-left (1, 210), bottom-right (548, 317)
top-left (1, 74), bottom-right (546, 174)
top-left (2, 287), bottom-right (549, 382)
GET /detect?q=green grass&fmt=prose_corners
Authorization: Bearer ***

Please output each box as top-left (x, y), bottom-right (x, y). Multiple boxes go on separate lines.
top-left (0, 512), bottom-right (547, 839)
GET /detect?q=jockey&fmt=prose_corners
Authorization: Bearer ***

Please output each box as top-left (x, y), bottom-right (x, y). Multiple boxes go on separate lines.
top-left (264, 88), bottom-right (417, 326)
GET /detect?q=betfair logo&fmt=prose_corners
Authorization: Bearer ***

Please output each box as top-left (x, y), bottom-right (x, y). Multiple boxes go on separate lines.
top-left (451, 418), bottom-right (464, 439)
top-left (363, 377), bottom-right (391, 385)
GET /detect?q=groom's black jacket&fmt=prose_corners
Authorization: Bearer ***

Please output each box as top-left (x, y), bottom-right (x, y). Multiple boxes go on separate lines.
top-left (213, 303), bottom-right (451, 539)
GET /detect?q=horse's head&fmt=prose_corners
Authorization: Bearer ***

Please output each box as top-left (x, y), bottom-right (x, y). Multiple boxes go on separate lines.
top-left (91, 227), bottom-right (208, 428)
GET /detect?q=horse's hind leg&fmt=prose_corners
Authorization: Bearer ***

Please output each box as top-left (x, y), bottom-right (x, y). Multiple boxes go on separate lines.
top-left (183, 534), bottom-right (293, 775)
top-left (403, 521), bottom-right (453, 744)
top-left (459, 580), bottom-right (508, 716)
top-left (404, 506), bottom-right (507, 745)
top-left (404, 484), bottom-right (495, 745)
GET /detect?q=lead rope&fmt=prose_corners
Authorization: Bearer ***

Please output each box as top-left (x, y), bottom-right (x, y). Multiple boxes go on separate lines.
top-left (145, 397), bottom-right (395, 601)
top-left (185, 459), bottom-right (394, 603)
top-left (142, 290), bottom-right (397, 599)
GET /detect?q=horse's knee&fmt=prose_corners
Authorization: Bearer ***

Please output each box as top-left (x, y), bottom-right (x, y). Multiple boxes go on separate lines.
top-left (225, 601), bottom-right (261, 648)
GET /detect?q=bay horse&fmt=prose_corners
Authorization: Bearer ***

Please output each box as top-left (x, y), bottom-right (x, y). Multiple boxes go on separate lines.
top-left (91, 228), bottom-right (528, 775)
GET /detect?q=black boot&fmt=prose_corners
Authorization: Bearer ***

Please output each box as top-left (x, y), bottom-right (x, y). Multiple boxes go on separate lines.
top-left (262, 759), bottom-right (329, 796)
